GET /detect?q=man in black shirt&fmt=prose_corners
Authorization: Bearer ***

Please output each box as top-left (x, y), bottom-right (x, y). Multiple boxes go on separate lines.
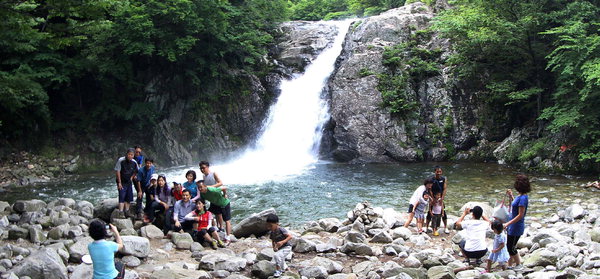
top-left (427, 166), bottom-right (449, 234)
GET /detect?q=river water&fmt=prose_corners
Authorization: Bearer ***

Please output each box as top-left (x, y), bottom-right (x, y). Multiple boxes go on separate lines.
top-left (0, 162), bottom-right (592, 228)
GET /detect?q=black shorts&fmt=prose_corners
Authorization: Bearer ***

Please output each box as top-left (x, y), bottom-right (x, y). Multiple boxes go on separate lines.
top-left (118, 182), bottom-right (133, 203)
top-left (209, 202), bottom-right (231, 222)
top-left (407, 204), bottom-right (414, 213)
top-left (194, 227), bottom-right (217, 241)
top-left (459, 240), bottom-right (488, 259)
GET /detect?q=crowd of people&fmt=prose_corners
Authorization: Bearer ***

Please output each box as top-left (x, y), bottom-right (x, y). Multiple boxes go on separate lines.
top-left (403, 166), bottom-right (531, 273)
top-left (90, 148), bottom-right (531, 278)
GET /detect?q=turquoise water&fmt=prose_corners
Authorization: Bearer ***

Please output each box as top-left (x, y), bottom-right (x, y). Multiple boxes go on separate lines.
top-left (0, 162), bottom-right (594, 227)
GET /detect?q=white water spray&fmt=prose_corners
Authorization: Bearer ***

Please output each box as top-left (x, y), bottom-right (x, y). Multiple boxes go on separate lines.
top-left (215, 20), bottom-right (351, 184)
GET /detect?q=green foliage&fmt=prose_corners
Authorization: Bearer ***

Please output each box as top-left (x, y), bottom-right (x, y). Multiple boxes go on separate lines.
top-left (518, 139), bottom-right (547, 162)
top-left (289, 0), bottom-right (404, 20)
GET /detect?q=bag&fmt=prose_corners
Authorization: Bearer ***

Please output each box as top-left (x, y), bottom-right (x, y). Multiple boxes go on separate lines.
top-left (492, 194), bottom-right (511, 223)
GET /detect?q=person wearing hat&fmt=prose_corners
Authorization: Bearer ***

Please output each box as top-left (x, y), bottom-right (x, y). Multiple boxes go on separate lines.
top-left (455, 206), bottom-right (490, 265)
top-left (142, 174), bottom-right (159, 223)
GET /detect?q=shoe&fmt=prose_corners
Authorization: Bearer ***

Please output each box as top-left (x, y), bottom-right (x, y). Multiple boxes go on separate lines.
top-left (433, 231), bottom-right (440, 236)
top-left (426, 228), bottom-right (433, 233)
top-left (124, 211), bottom-right (133, 218)
top-left (512, 264), bottom-right (524, 271)
top-left (475, 259), bottom-right (482, 266)
top-left (273, 270), bottom-right (283, 278)
top-left (444, 228), bottom-right (450, 234)
top-left (217, 240), bottom-right (226, 248)
top-left (210, 240), bottom-right (218, 250)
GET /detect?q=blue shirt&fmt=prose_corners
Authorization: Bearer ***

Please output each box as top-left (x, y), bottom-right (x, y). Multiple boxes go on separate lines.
top-left (183, 181), bottom-right (198, 199)
top-left (507, 194), bottom-right (528, 236)
top-left (134, 155), bottom-right (144, 166)
top-left (136, 165), bottom-right (155, 189)
top-left (88, 240), bottom-right (118, 279)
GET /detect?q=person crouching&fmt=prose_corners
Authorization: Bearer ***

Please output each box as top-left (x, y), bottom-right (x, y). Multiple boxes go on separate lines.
top-left (266, 214), bottom-right (293, 278)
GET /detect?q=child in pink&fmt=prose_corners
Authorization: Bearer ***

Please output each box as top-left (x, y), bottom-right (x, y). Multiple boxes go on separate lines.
top-left (430, 192), bottom-right (444, 236)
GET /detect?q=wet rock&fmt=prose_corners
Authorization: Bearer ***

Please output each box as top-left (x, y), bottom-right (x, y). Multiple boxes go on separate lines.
top-left (12, 200), bottom-right (47, 213)
top-left (232, 208), bottom-right (275, 238)
top-left (251, 260), bottom-right (275, 279)
top-left (277, 21), bottom-right (339, 73)
top-left (427, 266), bottom-right (455, 279)
top-left (11, 248), bottom-right (67, 279)
top-left (121, 236), bottom-right (150, 258)
top-left (300, 266), bottom-right (328, 279)
top-left (140, 225), bottom-right (164, 239)
top-left (171, 232), bottom-right (194, 250)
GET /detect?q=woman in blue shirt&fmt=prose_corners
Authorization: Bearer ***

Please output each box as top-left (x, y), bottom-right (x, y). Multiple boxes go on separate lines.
top-left (503, 174), bottom-right (531, 270)
top-left (88, 220), bottom-right (124, 279)
top-left (182, 170), bottom-right (201, 202)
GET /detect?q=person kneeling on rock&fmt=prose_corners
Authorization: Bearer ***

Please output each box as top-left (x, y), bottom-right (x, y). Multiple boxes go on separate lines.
top-left (454, 206), bottom-right (490, 266)
top-left (88, 220), bottom-right (125, 279)
top-left (267, 213), bottom-right (293, 278)
top-left (185, 200), bottom-right (225, 249)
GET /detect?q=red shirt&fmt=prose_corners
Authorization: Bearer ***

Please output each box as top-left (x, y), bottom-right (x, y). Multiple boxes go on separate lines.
top-left (172, 189), bottom-right (183, 201)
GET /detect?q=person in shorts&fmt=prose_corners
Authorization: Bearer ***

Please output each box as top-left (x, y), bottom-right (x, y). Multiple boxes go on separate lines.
top-left (198, 181), bottom-right (231, 243)
top-left (403, 178), bottom-right (434, 228)
top-left (114, 148), bottom-right (139, 218)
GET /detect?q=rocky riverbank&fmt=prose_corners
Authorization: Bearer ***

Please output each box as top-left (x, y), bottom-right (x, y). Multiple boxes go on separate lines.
top-left (1, 197), bottom-right (599, 279)
top-left (0, 151), bottom-right (81, 190)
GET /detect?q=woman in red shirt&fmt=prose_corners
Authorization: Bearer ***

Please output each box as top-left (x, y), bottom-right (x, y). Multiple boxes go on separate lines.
top-left (184, 200), bottom-right (225, 249)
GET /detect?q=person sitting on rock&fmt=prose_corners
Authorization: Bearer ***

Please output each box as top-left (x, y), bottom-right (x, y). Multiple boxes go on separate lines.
top-left (182, 170), bottom-right (201, 202)
top-left (88, 219), bottom-right (124, 279)
top-left (267, 213), bottom-right (293, 278)
top-left (184, 200), bottom-right (225, 249)
top-left (403, 179), bottom-right (434, 228)
top-left (171, 182), bottom-right (183, 201)
top-left (173, 189), bottom-right (196, 233)
top-left (197, 180), bottom-right (232, 243)
top-left (142, 174), bottom-right (158, 223)
top-left (144, 174), bottom-right (172, 227)
top-left (114, 148), bottom-right (139, 218)
top-left (455, 206), bottom-right (490, 266)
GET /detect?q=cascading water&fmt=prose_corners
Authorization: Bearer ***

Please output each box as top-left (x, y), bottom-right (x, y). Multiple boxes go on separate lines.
top-left (215, 20), bottom-right (352, 184)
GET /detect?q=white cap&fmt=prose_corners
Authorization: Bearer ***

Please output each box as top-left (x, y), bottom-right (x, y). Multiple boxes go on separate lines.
top-left (150, 174), bottom-right (158, 180)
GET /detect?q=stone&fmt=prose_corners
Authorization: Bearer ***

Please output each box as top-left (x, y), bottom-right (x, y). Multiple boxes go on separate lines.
top-left (120, 228), bottom-right (138, 236)
top-left (300, 266), bottom-right (328, 279)
top-left (140, 225), bottom-right (164, 239)
top-left (94, 198), bottom-right (119, 221)
top-left (590, 230), bottom-right (600, 243)
top-left (48, 224), bottom-right (69, 240)
top-left (198, 253), bottom-right (247, 272)
top-left (327, 274), bottom-right (358, 279)
top-left (251, 260), bottom-right (276, 279)
top-left (300, 257), bottom-right (343, 274)
top-left (456, 270), bottom-right (481, 278)
top-left (293, 237), bottom-right (316, 253)
top-left (67, 225), bottom-right (83, 239)
top-left (8, 226), bottom-right (29, 240)
top-left (257, 248), bottom-right (275, 261)
top-left (171, 232), bottom-right (194, 250)
top-left (121, 236), bottom-right (150, 258)
top-left (11, 248), bottom-right (67, 279)
top-left (318, 218), bottom-right (342, 232)
top-left (402, 256), bottom-right (422, 268)
top-left (12, 200), bottom-right (47, 213)
top-left (345, 231), bottom-right (366, 243)
top-left (370, 231), bottom-right (393, 243)
top-left (113, 218), bottom-right (134, 231)
top-left (339, 243), bottom-right (374, 256)
top-left (523, 248), bottom-right (558, 268)
top-left (56, 198), bottom-right (76, 209)
top-left (277, 21), bottom-right (339, 73)
top-left (382, 208), bottom-right (403, 228)
top-left (28, 225), bottom-right (46, 244)
top-left (122, 255), bottom-right (142, 267)
top-left (391, 227), bottom-right (412, 240)
top-left (380, 261), bottom-right (403, 278)
top-left (0, 201), bottom-right (10, 213)
top-left (68, 236), bottom-right (94, 263)
top-left (191, 242), bottom-right (204, 252)
top-left (232, 208), bottom-right (276, 238)
top-left (564, 204), bottom-right (585, 220)
top-left (427, 266), bottom-right (456, 279)
top-left (70, 263), bottom-right (93, 278)
top-left (316, 242), bottom-right (338, 253)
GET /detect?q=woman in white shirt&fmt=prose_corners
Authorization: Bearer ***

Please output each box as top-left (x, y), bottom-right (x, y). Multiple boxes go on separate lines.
top-left (455, 206), bottom-right (490, 265)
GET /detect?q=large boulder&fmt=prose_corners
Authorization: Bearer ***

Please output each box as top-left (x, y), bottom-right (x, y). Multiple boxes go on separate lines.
top-left (459, 202), bottom-right (493, 219)
top-left (299, 257), bottom-right (343, 274)
top-left (198, 252), bottom-right (247, 272)
top-left (140, 225), bottom-right (164, 239)
top-left (171, 232), bottom-right (194, 250)
top-left (318, 218), bottom-right (342, 232)
top-left (8, 226), bottom-right (29, 240)
top-left (251, 260), bottom-right (276, 279)
top-left (94, 198), bottom-right (119, 221)
top-left (370, 231), bottom-right (393, 243)
top-left (564, 204), bottom-right (586, 221)
top-left (232, 208), bottom-right (276, 238)
top-left (70, 263), bottom-right (93, 278)
top-left (11, 248), bottom-right (68, 279)
top-left (121, 236), bottom-right (150, 258)
top-left (299, 266), bottom-right (328, 279)
top-left (12, 200), bottom-right (47, 213)
top-left (523, 248), bottom-right (558, 268)
top-left (68, 236), bottom-right (94, 263)
top-left (293, 237), bottom-right (316, 253)
top-left (339, 242), bottom-right (374, 256)
top-left (427, 266), bottom-right (456, 279)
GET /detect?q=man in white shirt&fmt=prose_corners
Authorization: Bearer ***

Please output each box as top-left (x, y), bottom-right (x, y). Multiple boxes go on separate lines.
top-left (455, 206), bottom-right (490, 265)
top-left (403, 179), bottom-right (434, 228)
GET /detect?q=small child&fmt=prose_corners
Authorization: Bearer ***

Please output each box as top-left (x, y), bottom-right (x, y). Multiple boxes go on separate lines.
top-left (414, 191), bottom-right (430, 234)
top-left (430, 192), bottom-right (444, 236)
top-left (267, 214), bottom-right (293, 278)
top-left (184, 200), bottom-right (225, 249)
top-left (172, 182), bottom-right (183, 201)
top-left (486, 220), bottom-right (509, 272)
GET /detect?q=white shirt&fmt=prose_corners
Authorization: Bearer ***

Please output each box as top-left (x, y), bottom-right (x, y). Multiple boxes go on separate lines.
top-left (460, 220), bottom-right (488, 251)
top-left (409, 185), bottom-right (427, 206)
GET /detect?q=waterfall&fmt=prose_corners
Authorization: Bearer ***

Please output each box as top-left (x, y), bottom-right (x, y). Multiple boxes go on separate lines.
top-left (216, 20), bottom-right (351, 184)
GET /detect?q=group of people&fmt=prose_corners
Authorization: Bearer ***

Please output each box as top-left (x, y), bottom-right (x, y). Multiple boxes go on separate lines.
top-left (404, 166), bottom-right (531, 273)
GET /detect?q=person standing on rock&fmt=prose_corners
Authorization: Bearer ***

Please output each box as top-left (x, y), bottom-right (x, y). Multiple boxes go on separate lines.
top-left (114, 148), bottom-right (139, 218)
top-left (133, 145), bottom-right (144, 166)
top-left (267, 213), bottom-right (293, 278)
top-left (427, 166), bottom-right (450, 234)
top-left (173, 189), bottom-right (196, 233)
top-left (199, 161), bottom-right (225, 227)
top-left (197, 180), bottom-right (232, 244)
top-left (88, 220), bottom-right (125, 279)
top-left (504, 174), bottom-right (531, 270)
top-left (135, 157), bottom-right (155, 220)
top-left (403, 178), bottom-right (434, 228)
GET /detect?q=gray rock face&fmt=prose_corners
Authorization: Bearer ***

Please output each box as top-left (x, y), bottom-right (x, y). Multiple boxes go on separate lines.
top-left (11, 248), bottom-right (68, 279)
top-left (276, 21), bottom-right (339, 73)
top-left (232, 208), bottom-right (276, 238)
top-left (121, 236), bottom-right (150, 258)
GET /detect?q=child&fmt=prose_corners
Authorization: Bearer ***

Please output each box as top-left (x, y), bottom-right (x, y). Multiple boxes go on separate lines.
top-left (429, 192), bottom-right (444, 236)
top-left (185, 200), bottom-right (225, 249)
top-left (414, 191), bottom-right (430, 233)
top-left (267, 214), bottom-right (293, 278)
top-left (486, 220), bottom-right (510, 272)
top-left (172, 182), bottom-right (183, 201)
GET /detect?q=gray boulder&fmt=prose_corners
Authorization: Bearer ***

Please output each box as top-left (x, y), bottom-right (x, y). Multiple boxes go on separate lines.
top-left (121, 236), bottom-right (150, 258)
top-left (427, 266), bottom-right (456, 279)
top-left (564, 204), bottom-right (585, 220)
top-left (523, 248), bottom-right (558, 268)
top-left (251, 260), bottom-right (275, 279)
top-left (112, 218), bottom-right (134, 231)
top-left (402, 256), bottom-right (422, 268)
top-left (232, 208), bottom-right (275, 238)
top-left (391, 227), bottom-right (412, 240)
top-left (171, 232), bottom-right (194, 250)
top-left (318, 218), bottom-right (342, 232)
top-left (12, 200), bottom-right (47, 213)
top-left (140, 225), bottom-right (164, 239)
top-left (70, 263), bottom-right (93, 278)
top-left (94, 198), bottom-right (119, 221)
top-left (11, 248), bottom-right (67, 279)
top-left (277, 21), bottom-right (339, 73)
top-left (122, 255), bottom-right (142, 267)
top-left (339, 242), bottom-right (374, 256)
top-left (257, 248), bottom-right (275, 261)
top-left (68, 236), bottom-right (94, 263)
top-left (315, 242), bottom-right (337, 253)
top-left (300, 266), bottom-right (328, 279)
top-left (8, 226), bottom-right (29, 240)
top-left (370, 231), bottom-right (393, 243)
top-left (293, 237), bottom-right (316, 253)
top-left (29, 225), bottom-right (46, 244)
top-left (344, 231), bottom-right (366, 243)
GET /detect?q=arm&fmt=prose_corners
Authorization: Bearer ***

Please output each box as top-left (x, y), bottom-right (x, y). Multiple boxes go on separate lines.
top-left (116, 171), bottom-right (122, 190)
top-left (221, 186), bottom-right (228, 198)
top-left (504, 206), bottom-right (526, 228)
top-left (455, 208), bottom-right (470, 229)
top-left (442, 178), bottom-right (448, 200)
top-left (191, 185), bottom-right (201, 202)
top-left (184, 211), bottom-right (197, 221)
top-left (109, 224), bottom-right (123, 251)
top-left (493, 241), bottom-right (505, 253)
top-left (173, 203), bottom-right (180, 225)
top-left (275, 233), bottom-right (293, 249)
top-left (207, 172), bottom-right (223, 188)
